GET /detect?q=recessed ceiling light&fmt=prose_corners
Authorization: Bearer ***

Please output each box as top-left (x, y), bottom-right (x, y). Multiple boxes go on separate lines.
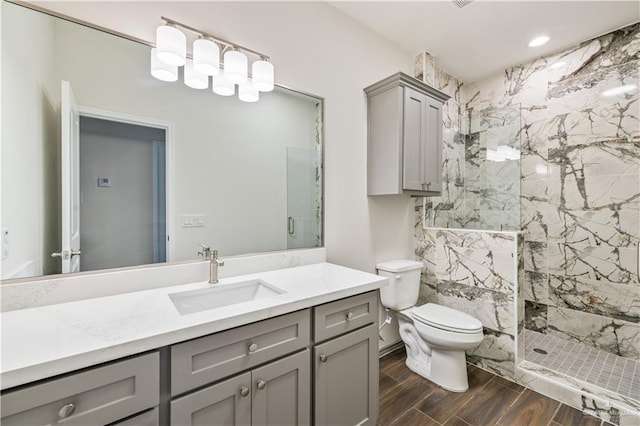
top-left (529, 36), bottom-right (550, 47)
top-left (601, 84), bottom-right (637, 97)
top-left (549, 61), bottom-right (566, 69)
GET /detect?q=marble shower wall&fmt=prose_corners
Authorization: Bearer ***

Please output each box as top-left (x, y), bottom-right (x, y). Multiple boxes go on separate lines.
top-left (464, 22), bottom-right (640, 361)
top-left (414, 224), bottom-right (522, 381)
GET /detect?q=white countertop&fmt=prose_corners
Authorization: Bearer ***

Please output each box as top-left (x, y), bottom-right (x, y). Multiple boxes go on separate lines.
top-left (0, 262), bottom-right (387, 390)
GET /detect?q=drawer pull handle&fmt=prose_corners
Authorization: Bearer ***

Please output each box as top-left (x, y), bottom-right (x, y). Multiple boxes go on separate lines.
top-left (240, 386), bottom-right (250, 397)
top-left (58, 403), bottom-right (76, 419)
top-left (248, 343), bottom-right (258, 353)
top-left (257, 380), bottom-right (267, 390)
top-left (319, 354), bottom-right (328, 363)
top-left (346, 311), bottom-right (354, 320)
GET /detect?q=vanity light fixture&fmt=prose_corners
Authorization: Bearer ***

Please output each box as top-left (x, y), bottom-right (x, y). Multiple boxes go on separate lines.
top-left (212, 74), bottom-right (235, 96)
top-left (184, 59), bottom-right (209, 89)
top-left (193, 38), bottom-right (220, 76)
top-left (224, 49), bottom-right (249, 84)
top-left (239, 80), bottom-right (259, 102)
top-left (150, 48), bottom-right (178, 82)
top-left (151, 16), bottom-right (275, 102)
top-left (156, 24), bottom-right (187, 66)
top-left (252, 59), bottom-right (275, 92)
top-left (528, 36), bottom-right (550, 47)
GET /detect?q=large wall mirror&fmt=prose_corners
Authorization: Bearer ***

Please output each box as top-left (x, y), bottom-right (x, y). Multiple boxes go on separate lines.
top-left (1, 1), bottom-right (323, 280)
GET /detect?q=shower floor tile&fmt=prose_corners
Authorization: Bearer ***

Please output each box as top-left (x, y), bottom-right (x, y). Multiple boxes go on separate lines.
top-left (524, 329), bottom-right (639, 403)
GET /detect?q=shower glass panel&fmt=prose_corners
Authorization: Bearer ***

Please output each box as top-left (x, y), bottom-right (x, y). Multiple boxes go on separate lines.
top-left (424, 104), bottom-right (522, 231)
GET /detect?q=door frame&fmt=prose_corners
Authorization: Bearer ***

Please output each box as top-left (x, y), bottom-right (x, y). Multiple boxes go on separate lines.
top-left (76, 105), bottom-right (175, 262)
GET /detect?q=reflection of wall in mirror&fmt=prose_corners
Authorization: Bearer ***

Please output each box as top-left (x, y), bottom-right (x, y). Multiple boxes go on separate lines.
top-left (1, 6), bottom-right (60, 278)
top-left (1, 3), bottom-right (322, 279)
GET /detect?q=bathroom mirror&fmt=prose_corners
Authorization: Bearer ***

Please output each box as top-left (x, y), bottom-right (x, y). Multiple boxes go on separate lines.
top-left (1, 1), bottom-right (323, 280)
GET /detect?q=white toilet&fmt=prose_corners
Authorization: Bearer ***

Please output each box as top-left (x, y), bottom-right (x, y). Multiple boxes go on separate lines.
top-left (377, 259), bottom-right (484, 392)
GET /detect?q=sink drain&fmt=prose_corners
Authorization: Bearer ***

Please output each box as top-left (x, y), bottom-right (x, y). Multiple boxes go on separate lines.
top-left (533, 348), bottom-right (548, 355)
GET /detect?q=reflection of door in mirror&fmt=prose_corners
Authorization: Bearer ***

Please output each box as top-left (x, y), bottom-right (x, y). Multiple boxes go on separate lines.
top-left (56, 81), bottom-right (82, 273)
top-left (76, 113), bottom-right (169, 273)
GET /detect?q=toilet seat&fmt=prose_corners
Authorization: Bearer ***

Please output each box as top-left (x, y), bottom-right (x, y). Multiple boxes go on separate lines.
top-left (410, 303), bottom-right (483, 334)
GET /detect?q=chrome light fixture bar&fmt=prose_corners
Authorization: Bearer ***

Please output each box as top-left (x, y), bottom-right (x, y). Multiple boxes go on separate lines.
top-left (151, 16), bottom-right (275, 102)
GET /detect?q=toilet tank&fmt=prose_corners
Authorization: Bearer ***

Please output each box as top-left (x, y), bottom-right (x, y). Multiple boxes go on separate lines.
top-left (376, 259), bottom-right (423, 310)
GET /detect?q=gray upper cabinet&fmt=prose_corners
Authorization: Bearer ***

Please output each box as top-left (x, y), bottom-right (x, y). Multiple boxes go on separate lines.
top-left (365, 72), bottom-right (450, 196)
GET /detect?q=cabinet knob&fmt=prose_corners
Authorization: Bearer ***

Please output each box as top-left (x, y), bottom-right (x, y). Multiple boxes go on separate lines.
top-left (346, 311), bottom-right (354, 321)
top-left (248, 343), bottom-right (258, 353)
top-left (58, 403), bottom-right (76, 419)
top-left (257, 380), bottom-right (267, 390)
top-left (319, 354), bottom-right (328, 363)
top-left (240, 386), bottom-right (250, 397)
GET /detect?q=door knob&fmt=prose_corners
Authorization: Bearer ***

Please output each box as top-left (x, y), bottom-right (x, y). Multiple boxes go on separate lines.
top-left (240, 386), bottom-right (250, 397)
top-left (257, 380), bottom-right (267, 390)
top-left (319, 354), bottom-right (328, 363)
top-left (248, 343), bottom-right (258, 353)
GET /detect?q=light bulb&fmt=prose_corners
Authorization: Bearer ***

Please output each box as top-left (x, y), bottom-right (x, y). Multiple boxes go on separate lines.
top-left (193, 38), bottom-right (220, 76)
top-left (238, 80), bottom-right (259, 102)
top-left (212, 74), bottom-right (235, 96)
top-left (252, 60), bottom-right (274, 92)
top-left (150, 48), bottom-right (178, 82)
top-left (155, 25), bottom-right (186, 66)
top-left (184, 59), bottom-right (208, 90)
top-left (224, 50), bottom-right (248, 84)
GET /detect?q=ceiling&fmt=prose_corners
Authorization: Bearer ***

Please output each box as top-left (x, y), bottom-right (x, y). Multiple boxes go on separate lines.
top-left (329, 0), bottom-right (640, 82)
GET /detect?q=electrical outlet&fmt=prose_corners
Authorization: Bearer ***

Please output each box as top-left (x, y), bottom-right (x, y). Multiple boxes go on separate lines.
top-left (1, 228), bottom-right (9, 261)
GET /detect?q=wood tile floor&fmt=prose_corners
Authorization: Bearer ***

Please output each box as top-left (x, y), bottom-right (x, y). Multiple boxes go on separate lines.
top-left (378, 348), bottom-right (607, 426)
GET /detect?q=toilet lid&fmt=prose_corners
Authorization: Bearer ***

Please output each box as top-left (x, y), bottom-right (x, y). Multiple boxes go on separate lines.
top-left (411, 304), bottom-right (483, 334)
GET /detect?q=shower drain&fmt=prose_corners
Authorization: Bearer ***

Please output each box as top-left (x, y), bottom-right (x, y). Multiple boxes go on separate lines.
top-left (533, 348), bottom-right (548, 355)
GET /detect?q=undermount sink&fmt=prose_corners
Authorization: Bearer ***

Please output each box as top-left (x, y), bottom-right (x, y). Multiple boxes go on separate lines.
top-left (169, 279), bottom-right (286, 315)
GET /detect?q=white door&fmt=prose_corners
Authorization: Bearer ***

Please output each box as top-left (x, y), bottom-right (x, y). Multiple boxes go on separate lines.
top-left (54, 81), bottom-right (81, 272)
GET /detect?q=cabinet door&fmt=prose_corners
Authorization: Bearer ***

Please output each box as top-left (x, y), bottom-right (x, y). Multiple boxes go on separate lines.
top-left (252, 350), bottom-right (310, 426)
top-left (423, 96), bottom-right (443, 193)
top-left (314, 324), bottom-right (378, 426)
top-left (402, 87), bottom-right (427, 191)
top-left (170, 373), bottom-right (251, 426)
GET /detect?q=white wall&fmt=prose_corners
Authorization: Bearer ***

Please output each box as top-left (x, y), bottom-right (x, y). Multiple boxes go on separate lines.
top-left (1, 4), bottom-right (59, 278)
top-left (30, 1), bottom-right (416, 273)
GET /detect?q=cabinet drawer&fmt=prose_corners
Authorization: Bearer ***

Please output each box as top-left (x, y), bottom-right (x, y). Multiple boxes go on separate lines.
top-left (0, 352), bottom-right (159, 426)
top-left (109, 407), bottom-right (159, 426)
top-left (171, 309), bottom-right (311, 395)
top-left (314, 291), bottom-right (378, 342)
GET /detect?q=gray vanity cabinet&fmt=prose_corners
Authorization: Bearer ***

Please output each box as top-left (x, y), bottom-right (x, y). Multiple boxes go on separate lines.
top-left (313, 292), bottom-right (379, 426)
top-left (170, 350), bottom-right (310, 426)
top-left (169, 311), bottom-right (311, 426)
top-left (0, 352), bottom-right (159, 426)
top-left (170, 372), bottom-right (252, 426)
top-left (365, 72), bottom-right (450, 196)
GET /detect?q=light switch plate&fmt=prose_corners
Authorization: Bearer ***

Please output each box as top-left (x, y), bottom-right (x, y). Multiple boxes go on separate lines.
top-left (182, 214), bottom-right (205, 228)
